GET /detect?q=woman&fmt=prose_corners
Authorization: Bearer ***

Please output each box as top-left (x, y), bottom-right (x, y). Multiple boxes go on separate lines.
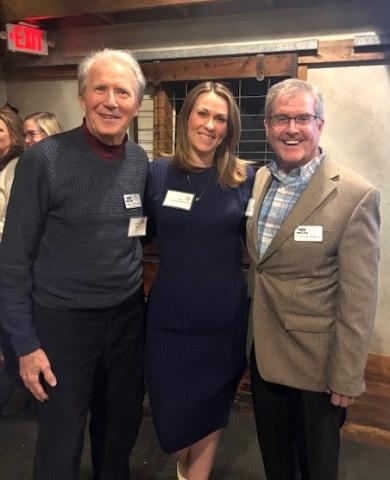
top-left (24, 111), bottom-right (62, 147)
top-left (0, 108), bottom-right (29, 415)
top-left (145, 82), bottom-right (254, 479)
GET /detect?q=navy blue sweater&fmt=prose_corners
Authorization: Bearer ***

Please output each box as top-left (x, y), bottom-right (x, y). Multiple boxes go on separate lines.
top-left (0, 127), bottom-right (148, 356)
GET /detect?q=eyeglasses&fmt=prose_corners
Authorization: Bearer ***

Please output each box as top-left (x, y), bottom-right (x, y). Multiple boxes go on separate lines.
top-left (268, 114), bottom-right (319, 128)
top-left (24, 129), bottom-right (43, 140)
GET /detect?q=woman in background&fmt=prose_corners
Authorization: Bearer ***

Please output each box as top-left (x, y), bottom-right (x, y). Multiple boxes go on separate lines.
top-left (24, 111), bottom-right (62, 147)
top-left (145, 82), bottom-right (254, 480)
top-left (0, 108), bottom-right (29, 415)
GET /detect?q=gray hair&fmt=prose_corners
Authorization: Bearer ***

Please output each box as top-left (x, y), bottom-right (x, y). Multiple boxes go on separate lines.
top-left (78, 48), bottom-right (146, 103)
top-left (264, 78), bottom-right (324, 120)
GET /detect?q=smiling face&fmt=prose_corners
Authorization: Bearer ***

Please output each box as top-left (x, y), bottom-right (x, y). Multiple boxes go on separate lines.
top-left (79, 59), bottom-right (140, 145)
top-left (187, 91), bottom-right (228, 167)
top-left (0, 119), bottom-right (12, 157)
top-left (24, 118), bottom-right (47, 147)
top-left (265, 91), bottom-right (324, 172)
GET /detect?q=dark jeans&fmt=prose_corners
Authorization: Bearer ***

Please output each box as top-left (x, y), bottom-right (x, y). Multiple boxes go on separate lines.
top-left (33, 289), bottom-right (145, 480)
top-left (250, 350), bottom-right (346, 480)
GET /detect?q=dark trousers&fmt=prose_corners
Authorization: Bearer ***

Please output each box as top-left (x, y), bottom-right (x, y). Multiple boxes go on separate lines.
top-left (1, 323), bottom-right (32, 417)
top-left (33, 289), bottom-right (145, 480)
top-left (250, 350), bottom-right (346, 480)
top-left (0, 323), bottom-right (19, 378)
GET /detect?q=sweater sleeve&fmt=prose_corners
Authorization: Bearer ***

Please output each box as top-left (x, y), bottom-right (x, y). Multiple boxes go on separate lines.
top-left (0, 149), bottom-right (51, 356)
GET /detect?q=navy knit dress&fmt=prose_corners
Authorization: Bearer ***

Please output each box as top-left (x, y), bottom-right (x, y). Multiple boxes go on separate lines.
top-left (145, 159), bottom-right (254, 453)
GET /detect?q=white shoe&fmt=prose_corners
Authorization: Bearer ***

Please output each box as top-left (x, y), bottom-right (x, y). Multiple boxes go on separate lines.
top-left (177, 462), bottom-right (187, 480)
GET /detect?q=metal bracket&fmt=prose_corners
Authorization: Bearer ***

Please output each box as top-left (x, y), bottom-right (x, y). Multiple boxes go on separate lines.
top-left (256, 54), bottom-right (265, 81)
top-left (151, 60), bottom-right (160, 86)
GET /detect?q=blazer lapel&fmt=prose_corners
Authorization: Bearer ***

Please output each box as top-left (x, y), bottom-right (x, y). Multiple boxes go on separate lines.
top-left (249, 167), bottom-right (273, 260)
top-left (260, 158), bottom-right (340, 264)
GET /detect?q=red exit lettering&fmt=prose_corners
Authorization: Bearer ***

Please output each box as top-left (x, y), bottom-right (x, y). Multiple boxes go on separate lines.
top-left (8, 25), bottom-right (43, 53)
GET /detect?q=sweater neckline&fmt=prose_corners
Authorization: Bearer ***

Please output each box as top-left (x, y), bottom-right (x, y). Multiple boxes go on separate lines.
top-left (81, 120), bottom-right (128, 161)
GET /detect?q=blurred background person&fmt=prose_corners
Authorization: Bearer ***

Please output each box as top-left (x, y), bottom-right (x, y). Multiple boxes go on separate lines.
top-left (24, 112), bottom-right (62, 148)
top-left (0, 108), bottom-right (30, 416)
top-left (145, 81), bottom-right (254, 480)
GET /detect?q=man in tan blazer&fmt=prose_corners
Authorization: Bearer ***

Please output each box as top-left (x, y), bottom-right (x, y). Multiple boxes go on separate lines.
top-left (246, 79), bottom-right (380, 480)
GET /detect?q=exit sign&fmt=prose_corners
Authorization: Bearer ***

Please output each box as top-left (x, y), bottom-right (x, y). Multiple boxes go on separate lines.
top-left (6, 23), bottom-right (48, 56)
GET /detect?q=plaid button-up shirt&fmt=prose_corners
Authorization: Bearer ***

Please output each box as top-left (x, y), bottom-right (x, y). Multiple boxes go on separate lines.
top-left (257, 152), bottom-right (325, 258)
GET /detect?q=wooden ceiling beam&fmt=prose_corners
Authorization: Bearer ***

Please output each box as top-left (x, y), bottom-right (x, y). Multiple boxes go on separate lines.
top-left (0, 0), bottom-right (237, 23)
top-left (142, 54), bottom-right (298, 83)
top-left (5, 40), bottom-right (388, 82)
top-left (5, 53), bottom-right (298, 82)
top-left (93, 13), bottom-right (116, 25)
top-left (299, 39), bottom-right (390, 65)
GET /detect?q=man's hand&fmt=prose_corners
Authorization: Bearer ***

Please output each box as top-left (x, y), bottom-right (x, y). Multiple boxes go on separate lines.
top-left (329, 391), bottom-right (355, 408)
top-left (19, 348), bottom-right (57, 401)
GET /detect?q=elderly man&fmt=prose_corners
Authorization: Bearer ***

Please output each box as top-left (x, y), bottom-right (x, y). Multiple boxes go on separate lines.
top-left (0, 49), bottom-right (149, 479)
top-left (246, 79), bottom-right (380, 480)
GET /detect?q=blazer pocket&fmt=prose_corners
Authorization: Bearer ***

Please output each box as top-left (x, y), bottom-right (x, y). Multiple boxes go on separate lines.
top-left (285, 313), bottom-right (336, 333)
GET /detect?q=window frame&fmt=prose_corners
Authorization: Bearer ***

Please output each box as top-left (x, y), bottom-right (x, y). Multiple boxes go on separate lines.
top-left (139, 53), bottom-right (302, 159)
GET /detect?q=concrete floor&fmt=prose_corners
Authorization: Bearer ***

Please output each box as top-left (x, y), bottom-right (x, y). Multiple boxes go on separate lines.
top-left (1, 404), bottom-right (390, 479)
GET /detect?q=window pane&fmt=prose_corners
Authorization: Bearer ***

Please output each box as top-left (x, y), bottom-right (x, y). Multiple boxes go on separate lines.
top-left (138, 77), bottom-right (290, 165)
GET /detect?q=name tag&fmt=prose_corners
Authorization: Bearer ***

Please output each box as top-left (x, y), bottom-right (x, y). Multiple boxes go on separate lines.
top-left (294, 225), bottom-right (323, 242)
top-left (128, 217), bottom-right (147, 237)
top-left (123, 193), bottom-right (142, 209)
top-left (245, 198), bottom-right (255, 217)
top-left (163, 190), bottom-right (194, 211)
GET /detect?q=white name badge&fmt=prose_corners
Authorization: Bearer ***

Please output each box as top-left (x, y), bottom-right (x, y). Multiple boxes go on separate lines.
top-left (245, 198), bottom-right (255, 217)
top-left (123, 193), bottom-right (142, 209)
top-left (128, 217), bottom-right (147, 237)
top-left (294, 225), bottom-right (323, 242)
top-left (163, 190), bottom-right (195, 211)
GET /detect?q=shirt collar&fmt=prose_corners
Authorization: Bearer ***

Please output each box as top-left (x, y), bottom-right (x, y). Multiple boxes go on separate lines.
top-left (268, 149), bottom-right (326, 185)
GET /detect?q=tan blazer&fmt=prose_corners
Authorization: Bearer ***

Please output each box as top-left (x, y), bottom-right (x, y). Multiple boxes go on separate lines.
top-left (0, 157), bottom-right (19, 241)
top-left (246, 156), bottom-right (380, 397)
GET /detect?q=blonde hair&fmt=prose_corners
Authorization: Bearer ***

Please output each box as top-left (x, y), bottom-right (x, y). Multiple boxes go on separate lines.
top-left (174, 81), bottom-right (247, 188)
top-left (24, 112), bottom-right (62, 137)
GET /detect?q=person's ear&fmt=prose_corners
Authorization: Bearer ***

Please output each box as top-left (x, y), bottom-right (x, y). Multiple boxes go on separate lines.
top-left (79, 96), bottom-right (86, 112)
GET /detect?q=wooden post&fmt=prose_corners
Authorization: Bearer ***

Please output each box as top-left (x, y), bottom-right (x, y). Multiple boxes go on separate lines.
top-left (153, 88), bottom-right (173, 157)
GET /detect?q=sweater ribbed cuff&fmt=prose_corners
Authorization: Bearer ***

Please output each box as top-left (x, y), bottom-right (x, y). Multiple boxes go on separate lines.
top-left (12, 334), bottom-right (41, 358)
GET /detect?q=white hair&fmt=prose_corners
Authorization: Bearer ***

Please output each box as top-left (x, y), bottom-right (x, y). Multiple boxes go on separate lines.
top-left (78, 48), bottom-right (146, 103)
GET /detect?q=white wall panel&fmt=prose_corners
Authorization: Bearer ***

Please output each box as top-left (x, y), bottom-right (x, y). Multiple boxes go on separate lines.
top-left (309, 65), bottom-right (390, 354)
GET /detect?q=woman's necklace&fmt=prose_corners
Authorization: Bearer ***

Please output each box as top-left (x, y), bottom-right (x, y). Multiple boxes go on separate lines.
top-left (186, 169), bottom-right (213, 202)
